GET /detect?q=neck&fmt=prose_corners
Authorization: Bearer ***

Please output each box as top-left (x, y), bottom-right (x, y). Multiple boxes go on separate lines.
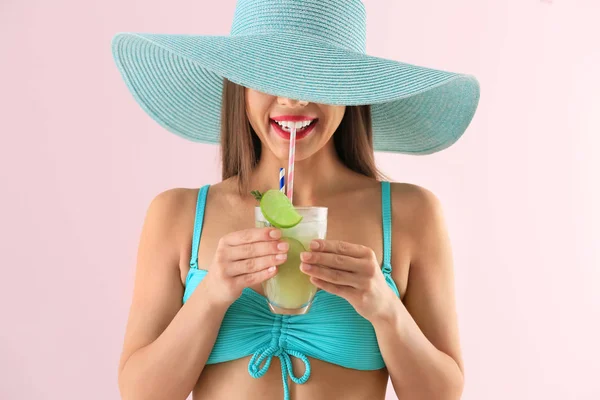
top-left (249, 141), bottom-right (355, 206)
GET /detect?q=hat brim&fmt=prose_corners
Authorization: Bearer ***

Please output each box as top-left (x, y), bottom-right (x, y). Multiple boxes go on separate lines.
top-left (111, 32), bottom-right (480, 154)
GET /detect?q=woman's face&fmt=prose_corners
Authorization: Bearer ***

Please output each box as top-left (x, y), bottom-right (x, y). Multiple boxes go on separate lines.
top-left (245, 87), bottom-right (346, 161)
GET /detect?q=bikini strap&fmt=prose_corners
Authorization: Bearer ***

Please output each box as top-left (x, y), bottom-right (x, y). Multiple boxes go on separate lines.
top-left (190, 185), bottom-right (210, 269)
top-left (381, 181), bottom-right (392, 275)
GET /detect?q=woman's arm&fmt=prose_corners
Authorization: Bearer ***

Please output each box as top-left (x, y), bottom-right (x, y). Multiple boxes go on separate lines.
top-left (373, 184), bottom-right (464, 400)
top-left (117, 189), bottom-right (228, 400)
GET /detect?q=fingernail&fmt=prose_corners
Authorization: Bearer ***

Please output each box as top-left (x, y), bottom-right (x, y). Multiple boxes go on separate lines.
top-left (310, 240), bottom-right (319, 250)
top-left (268, 266), bottom-right (277, 272)
top-left (301, 263), bottom-right (312, 271)
top-left (277, 242), bottom-right (289, 251)
top-left (276, 253), bottom-right (287, 260)
top-left (270, 229), bottom-right (281, 239)
top-left (301, 252), bottom-right (312, 261)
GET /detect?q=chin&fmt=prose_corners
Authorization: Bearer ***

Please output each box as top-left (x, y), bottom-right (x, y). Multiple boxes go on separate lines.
top-left (262, 129), bottom-right (331, 162)
top-left (273, 143), bottom-right (319, 163)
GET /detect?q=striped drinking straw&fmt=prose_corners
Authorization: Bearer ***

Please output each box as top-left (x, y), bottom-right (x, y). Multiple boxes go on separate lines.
top-left (286, 126), bottom-right (296, 203)
top-left (279, 167), bottom-right (285, 193)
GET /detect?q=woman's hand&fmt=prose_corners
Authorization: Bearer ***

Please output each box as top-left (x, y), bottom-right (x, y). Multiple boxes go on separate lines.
top-left (300, 239), bottom-right (397, 322)
top-left (203, 227), bottom-right (288, 308)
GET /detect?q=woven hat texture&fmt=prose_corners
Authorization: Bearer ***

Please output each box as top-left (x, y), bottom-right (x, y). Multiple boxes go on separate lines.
top-left (111, 0), bottom-right (480, 154)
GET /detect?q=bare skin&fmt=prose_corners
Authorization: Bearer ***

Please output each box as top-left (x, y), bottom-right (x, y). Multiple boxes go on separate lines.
top-left (117, 91), bottom-right (463, 400)
top-left (190, 176), bottom-right (403, 399)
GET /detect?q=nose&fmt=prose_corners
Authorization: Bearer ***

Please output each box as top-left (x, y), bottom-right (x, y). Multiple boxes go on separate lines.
top-left (277, 97), bottom-right (309, 107)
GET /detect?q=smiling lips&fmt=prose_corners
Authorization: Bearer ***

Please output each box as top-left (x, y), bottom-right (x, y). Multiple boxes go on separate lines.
top-left (270, 115), bottom-right (318, 140)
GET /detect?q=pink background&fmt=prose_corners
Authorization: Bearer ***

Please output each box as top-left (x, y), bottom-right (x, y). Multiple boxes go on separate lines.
top-left (1, 0), bottom-right (599, 399)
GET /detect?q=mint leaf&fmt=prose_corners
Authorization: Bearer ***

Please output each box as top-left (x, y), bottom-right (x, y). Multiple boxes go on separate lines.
top-left (250, 190), bottom-right (263, 202)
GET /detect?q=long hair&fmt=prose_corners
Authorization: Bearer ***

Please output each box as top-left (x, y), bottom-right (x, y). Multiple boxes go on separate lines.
top-left (220, 78), bottom-right (384, 194)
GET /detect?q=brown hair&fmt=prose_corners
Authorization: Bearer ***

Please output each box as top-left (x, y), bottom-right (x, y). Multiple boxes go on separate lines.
top-left (220, 78), bottom-right (384, 194)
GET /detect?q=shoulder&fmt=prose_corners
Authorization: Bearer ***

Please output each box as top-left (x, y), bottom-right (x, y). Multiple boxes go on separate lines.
top-left (146, 187), bottom-right (198, 222)
top-left (141, 187), bottom-right (204, 253)
top-left (143, 181), bottom-right (236, 245)
top-left (389, 182), bottom-right (444, 219)
top-left (149, 187), bottom-right (197, 209)
top-left (388, 182), bottom-right (448, 260)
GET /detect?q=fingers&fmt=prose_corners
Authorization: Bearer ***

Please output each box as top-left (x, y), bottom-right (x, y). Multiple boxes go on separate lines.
top-left (222, 227), bottom-right (281, 247)
top-left (234, 264), bottom-right (279, 287)
top-left (227, 240), bottom-right (289, 262)
top-left (309, 239), bottom-right (371, 259)
top-left (228, 253), bottom-right (287, 276)
top-left (309, 277), bottom-right (353, 298)
top-left (300, 251), bottom-right (362, 272)
top-left (300, 263), bottom-right (358, 287)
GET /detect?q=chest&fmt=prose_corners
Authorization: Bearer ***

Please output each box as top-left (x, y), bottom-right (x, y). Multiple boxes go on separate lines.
top-left (182, 191), bottom-right (411, 298)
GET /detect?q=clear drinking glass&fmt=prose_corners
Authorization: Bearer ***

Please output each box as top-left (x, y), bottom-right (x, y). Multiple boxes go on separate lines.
top-left (255, 206), bottom-right (328, 315)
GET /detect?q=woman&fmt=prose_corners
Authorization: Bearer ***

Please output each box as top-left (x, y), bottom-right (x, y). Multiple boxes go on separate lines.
top-left (111, 1), bottom-right (480, 399)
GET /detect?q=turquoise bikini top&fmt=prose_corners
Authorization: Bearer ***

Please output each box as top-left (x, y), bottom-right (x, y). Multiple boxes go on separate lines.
top-left (183, 181), bottom-right (400, 400)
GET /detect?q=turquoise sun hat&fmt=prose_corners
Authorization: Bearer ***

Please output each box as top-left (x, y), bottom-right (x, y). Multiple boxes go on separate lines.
top-left (111, 0), bottom-right (480, 154)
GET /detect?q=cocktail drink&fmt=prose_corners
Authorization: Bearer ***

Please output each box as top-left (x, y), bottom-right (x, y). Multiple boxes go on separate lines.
top-left (255, 206), bottom-right (327, 314)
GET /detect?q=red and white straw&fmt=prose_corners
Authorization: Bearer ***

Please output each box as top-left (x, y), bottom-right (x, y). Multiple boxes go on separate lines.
top-left (286, 126), bottom-right (297, 203)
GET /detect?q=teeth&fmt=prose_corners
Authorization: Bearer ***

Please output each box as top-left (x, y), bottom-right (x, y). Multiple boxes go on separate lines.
top-left (275, 120), bottom-right (313, 130)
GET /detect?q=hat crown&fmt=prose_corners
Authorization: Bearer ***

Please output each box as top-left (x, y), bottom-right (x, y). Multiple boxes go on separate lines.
top-left (230, 0), bottom-right (367, 53)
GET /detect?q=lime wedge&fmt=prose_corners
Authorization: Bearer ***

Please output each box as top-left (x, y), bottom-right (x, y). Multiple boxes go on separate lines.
top-left (260, 190), bottom-right (303, 229)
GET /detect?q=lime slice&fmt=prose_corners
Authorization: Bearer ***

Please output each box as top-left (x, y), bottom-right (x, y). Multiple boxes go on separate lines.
top-left (260, 190), bottom-right (303, 229)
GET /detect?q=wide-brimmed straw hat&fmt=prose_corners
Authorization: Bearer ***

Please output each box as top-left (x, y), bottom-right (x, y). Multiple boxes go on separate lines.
top-left (111, 0), bottom-right (480, 154)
